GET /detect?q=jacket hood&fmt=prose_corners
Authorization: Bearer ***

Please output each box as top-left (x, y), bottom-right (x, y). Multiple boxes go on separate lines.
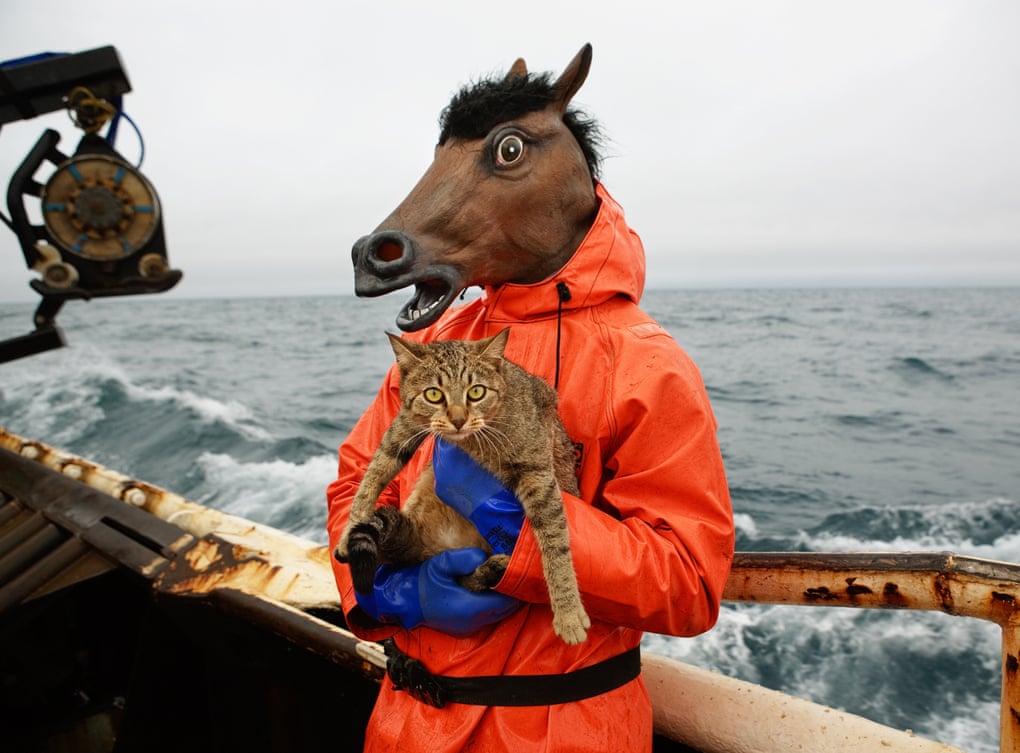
top-left (482, 182), bottom-right (646, 321)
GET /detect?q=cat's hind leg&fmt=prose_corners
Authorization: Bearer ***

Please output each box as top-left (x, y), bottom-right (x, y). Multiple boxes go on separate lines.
top-left (518, 475), bottom-right (591, 645)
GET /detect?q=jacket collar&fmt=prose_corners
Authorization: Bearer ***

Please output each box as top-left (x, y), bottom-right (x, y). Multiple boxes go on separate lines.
top-left (481, 182), bottom-right (646, 322)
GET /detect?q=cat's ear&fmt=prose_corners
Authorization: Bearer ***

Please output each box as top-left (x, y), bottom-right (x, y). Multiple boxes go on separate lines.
top-left (477, 328), bottom-right (511, 361)
top-left (387, 332), bottom-right (424, 370)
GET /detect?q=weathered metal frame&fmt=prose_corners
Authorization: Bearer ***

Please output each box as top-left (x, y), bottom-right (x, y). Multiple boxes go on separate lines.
top-left (724, 551), bottom-right (1019, 752)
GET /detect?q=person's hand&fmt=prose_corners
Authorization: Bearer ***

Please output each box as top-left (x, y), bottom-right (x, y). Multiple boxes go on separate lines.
top-left (432, 438), bottom-right (525, 555)
top-left (354, 548), bottom-right (520, 636)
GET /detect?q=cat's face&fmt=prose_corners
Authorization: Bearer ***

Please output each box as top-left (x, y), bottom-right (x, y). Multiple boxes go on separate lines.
top-left (409, 362), bottom-right (504, 441)
top-left (389, 330), bottom-right (510, 443)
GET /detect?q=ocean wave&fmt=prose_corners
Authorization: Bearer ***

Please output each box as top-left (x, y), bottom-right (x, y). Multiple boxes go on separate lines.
top-left (651, 599), bottom-right (1000, 753)
top-left (193, 452), bottom-right (336, 544)
top-left (0, 346), bottom-right (122, 445)
top-left (706, 384), bottom-right (784, 407)
top-left (803, 529), bottom-right (1020, 566)
top-left (881, 301), bottom-right (935, 319)
top-left (927, 707), bottom-right (999, 753)
top-left (831, 411), bottom-right (911, 431)
top-left (753, 314), bottom-right (800, 327)
top-left (798, 497), bottom-right (1020, 557)
top-left (120, 382), bottom-right (270, 441)
top-left (0, 343), bottom-right (272, 449)
top-left (733, 512), bottom-right (758, 539)
top-left (890, 356), bottom-right (955, 382)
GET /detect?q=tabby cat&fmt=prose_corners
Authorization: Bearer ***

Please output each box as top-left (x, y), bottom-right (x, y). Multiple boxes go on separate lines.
top-left (334, 328), bottom-right (590, 644)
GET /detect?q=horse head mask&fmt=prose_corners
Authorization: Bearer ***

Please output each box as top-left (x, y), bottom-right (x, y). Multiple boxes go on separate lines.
top-left (351, 44), bottom-right (602, 331)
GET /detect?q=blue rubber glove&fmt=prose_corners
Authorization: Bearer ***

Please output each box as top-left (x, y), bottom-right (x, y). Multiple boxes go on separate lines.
top-left (432, 438), bottom-right (526, 555)
top-left (354, 548), bottom-right (520, 636)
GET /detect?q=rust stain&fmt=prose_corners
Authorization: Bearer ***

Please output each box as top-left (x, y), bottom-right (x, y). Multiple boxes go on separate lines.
top-left (804, 586), bottom-right (839, 602)
top-left (182, 539), bottom-right (224, 570)
top-left (1006, 654), bottom-right (1019, 676)
top-left (165, 559), bottom-right (282, 595)
top-left (158, 534), bottom-right (285, 596)
top-left (881, 582), bottom-right (909, 608)
top-left (988, 590), bottom-right (1020, 626)
top-left (845, 577), bottom-right (873, 598)
top-left (307, 546), bottom-right (332, 567)
top-left (933, 572), bottom-right (954, 613)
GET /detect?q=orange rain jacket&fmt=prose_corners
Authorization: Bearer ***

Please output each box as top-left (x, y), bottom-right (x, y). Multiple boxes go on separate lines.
top-left (326, 183), bottom-right (734, 753)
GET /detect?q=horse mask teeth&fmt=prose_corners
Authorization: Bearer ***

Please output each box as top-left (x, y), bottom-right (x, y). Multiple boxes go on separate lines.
top-left (397, 282), bottom-right (454, 331)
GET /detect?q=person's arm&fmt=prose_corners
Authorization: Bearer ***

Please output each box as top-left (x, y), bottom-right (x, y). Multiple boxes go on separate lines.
top-left (498, 342), bottom-right (734, 637)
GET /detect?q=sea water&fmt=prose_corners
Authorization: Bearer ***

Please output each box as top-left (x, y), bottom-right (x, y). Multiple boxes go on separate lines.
top-left (2, 287), bottom-right (1018, 752)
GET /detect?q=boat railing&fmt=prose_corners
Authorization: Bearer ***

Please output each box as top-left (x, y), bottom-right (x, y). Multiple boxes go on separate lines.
top-left (1, 426), bottom-right (1010, 751)
top-left (723, 551), bottom-right (1018, 753)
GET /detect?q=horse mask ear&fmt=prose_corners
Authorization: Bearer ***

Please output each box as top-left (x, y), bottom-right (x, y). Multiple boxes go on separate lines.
top-left (506, 57), bottom-right (528, 80)
top-left (551, 43), bottom-right (593, 114)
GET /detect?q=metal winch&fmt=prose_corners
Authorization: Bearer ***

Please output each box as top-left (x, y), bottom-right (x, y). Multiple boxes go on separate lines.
top-left (0, 46), bottom-right (181, 363)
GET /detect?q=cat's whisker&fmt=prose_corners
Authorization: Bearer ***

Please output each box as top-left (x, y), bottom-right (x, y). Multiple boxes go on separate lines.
top-left (477, 425), bottom-right (513, 454)
top-left (470, 426), bottom-right (499, 456)
top-left (399, 427), bottom-right (433, 454)
top-left (473, 427), bottom-right (512, 476)
top-left (481, 432), bottom-right (512, 457)
top-left (483, 417), bottom-right (516, 436)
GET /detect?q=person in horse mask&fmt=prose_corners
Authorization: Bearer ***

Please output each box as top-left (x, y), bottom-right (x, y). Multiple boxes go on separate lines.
top-left (327, 45), bottom-right (734, 753)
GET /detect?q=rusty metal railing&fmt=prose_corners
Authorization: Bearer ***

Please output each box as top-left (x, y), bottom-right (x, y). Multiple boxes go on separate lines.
top-left (723, 551), bottom-right (1020, 753)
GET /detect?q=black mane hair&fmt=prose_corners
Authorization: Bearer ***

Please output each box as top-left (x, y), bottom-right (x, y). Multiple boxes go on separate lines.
top-left (437, 72), bottom-right (604, 180)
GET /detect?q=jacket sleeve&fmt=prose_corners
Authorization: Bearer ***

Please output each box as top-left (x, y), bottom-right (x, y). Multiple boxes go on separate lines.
top-left (495, 333), bottom-right (734, 637)
top-left (325, 364), bottom-right (403, 641)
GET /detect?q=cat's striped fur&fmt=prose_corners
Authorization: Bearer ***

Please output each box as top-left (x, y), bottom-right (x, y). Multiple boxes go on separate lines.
top-left (334, 328), bottom-right (589, 644)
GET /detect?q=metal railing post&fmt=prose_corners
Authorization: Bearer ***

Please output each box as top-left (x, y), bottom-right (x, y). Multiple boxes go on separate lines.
top-left (1002, 616), bottom-right (1020, 753)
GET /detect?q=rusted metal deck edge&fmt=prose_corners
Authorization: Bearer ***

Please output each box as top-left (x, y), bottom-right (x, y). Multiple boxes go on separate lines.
top-left (1, 426), bottom-right (1000, 752)
top-left (0, 436), bottom-right (387, 686)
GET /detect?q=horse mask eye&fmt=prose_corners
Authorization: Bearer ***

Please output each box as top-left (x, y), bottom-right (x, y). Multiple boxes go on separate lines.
top-left (495, 134), bottom-right (525, 167)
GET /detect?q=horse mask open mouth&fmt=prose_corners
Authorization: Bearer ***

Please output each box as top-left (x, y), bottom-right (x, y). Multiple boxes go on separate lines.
top-left (392, 277), bottom-right (461, 331)
top-left (350, 230), bottom-right (463, 332)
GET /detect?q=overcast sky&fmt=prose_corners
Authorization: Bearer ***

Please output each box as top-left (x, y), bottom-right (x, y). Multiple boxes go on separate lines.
top-left (1, 1), bottom-right (1018, 304)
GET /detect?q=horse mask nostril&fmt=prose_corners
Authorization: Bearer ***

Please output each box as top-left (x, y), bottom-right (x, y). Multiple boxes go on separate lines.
top-left (376, 240), bottom-right (404, 263)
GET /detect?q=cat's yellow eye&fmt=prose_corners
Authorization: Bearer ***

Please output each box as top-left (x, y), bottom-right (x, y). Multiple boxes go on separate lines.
top-left (467, 385), bottom-right (487, 401)
top-left (423, 387), bottom-right (444, 404)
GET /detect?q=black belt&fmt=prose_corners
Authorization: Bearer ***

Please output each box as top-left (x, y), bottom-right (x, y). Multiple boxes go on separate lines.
top-left (383, 640), bottom-right (641, 708)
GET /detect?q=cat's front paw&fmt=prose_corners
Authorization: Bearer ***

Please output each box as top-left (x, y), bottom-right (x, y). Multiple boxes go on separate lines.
top-left (553, 608), bottom-right (591, 645)
top-left (458, 554), bottom-right (510, 591)
top-left (333, 529), bottom-right (352, 563)
top-left (335, 500), bottom-right (379, 564)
